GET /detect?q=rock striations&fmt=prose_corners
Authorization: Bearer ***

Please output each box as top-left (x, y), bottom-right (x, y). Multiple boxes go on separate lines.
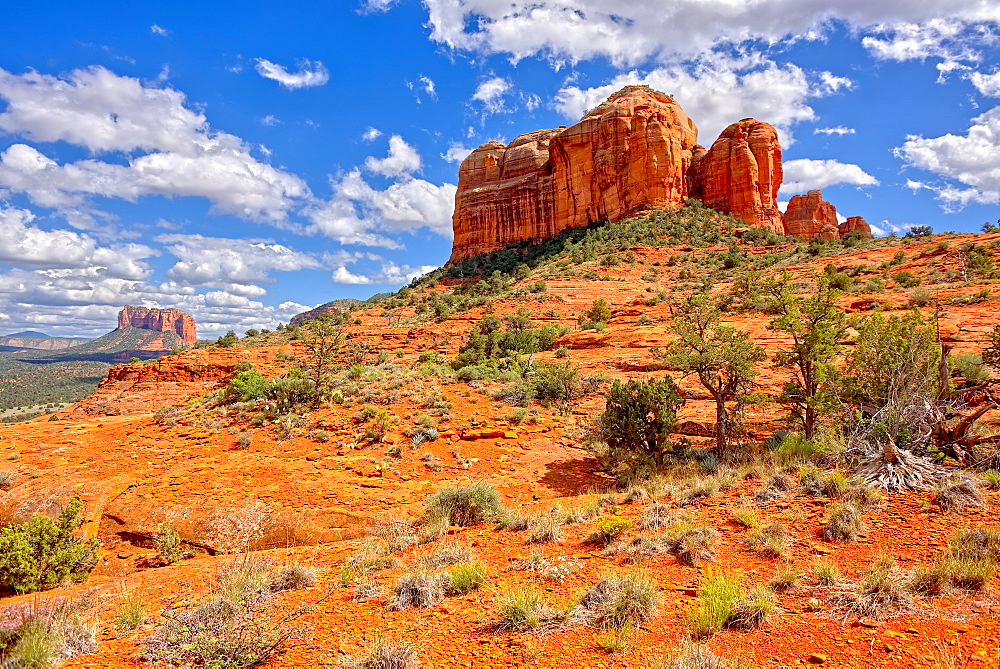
top-left (449, 85), bottom-right (870, 262)
top-left (690, 119), bottom-right (783, 234)
top-left (118, 305), bottom-right (197, 346)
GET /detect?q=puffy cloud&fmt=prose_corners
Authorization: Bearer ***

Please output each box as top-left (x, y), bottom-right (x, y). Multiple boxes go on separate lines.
top-left (0, 67), bottom-right (310, 224)
top-left (421, 0), bottom-right (998, 67)
top-left (365, 135), bottom-right (422, 177)
top-left (305, 168), bottom-right (456, 245)
top-left (895, 105), bottom-right (1000, 210)
top-left (155, 234), bottom-right (321, 287)
top-left (441, 143), bottom-right (473, 163)
top-left (970, 70), bottom-right (1000, 97)
top-left (814, 126), bottom-right (856, 135)
top-left (862, 18), bottom-right (992, 64)
top-left (554, 54), bottom-right (845, 144)
top-left (779, 159), bottom-right (880, 194)
top-left (253, 58), bottom-right (330, 89)
top-left (362, 126), bottom-right (382, 141)
top-left (472, 77), bottom-right (511, 113)
top-left (331, 261), bottom-right (437, 286)
top-left (0, 204), bottom-right (154, 276)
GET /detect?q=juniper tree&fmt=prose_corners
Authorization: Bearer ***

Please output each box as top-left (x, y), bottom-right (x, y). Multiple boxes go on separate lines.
top-left (765, 273), bottom-right (848, 439)
top-left (664, 292), bottom-right (765, 456)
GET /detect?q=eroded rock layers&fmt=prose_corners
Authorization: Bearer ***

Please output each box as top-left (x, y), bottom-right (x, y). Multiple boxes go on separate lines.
top-left (449, 85), bottom-right (871, 262)
top-left (118, 305), bottom-right (197, 345)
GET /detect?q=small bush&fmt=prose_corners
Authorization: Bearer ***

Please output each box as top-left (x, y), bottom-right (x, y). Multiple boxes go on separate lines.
top-left (347, 635), bottom-right (419, 669)
top-left (578, 571), bottom-right (660, 629)
top-left (0, 498), bottom-right (99, 593)
top-left (933, 479), bottom-right (986, 512)
top-left (156, 524), bottom-right (182, 565)
top-left (982, 470), bottom-right (1000, 490)
top-left (587, 514), bottom-right (633, 544)
top-left (425, 483), bottom-right (504, 526)
top-left (445, 562), bottom-right (488, 595)
top-left (823, 502), bottom-right (864, 542)
top-left (113, 591), bottom-right (147, 633)
top-left (267, 564), bottom-right (318, 592)
top-left (389, 567), bottom-right (448, 610)
top-left (730, 505), bottom-right (760, 529)
top-left (641, 503), bottom-right (678, 530)
top-left (496, 583), bottom-right (547, 631)
top-left (747, 523), bottom-right (787, 558)
top-left (728, 587), bottom-right (774, 629)
top-left (224, 369), bottom-right (268, 402)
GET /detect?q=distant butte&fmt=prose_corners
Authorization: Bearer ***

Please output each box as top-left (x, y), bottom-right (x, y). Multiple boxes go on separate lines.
top-left (118, 305), bottom-right (197, 346)
top-left (449, 85), bottom-right (870, 263)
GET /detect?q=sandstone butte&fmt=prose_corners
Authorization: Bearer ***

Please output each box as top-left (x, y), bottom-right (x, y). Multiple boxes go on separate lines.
top-left (449, 85), bottom-right (869, 262)
top-left (118, 305), bottom-right (197, 346)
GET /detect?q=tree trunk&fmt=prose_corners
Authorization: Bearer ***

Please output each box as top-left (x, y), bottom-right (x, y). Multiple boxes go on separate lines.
top-left (714, 394), bottom-right (728, 455)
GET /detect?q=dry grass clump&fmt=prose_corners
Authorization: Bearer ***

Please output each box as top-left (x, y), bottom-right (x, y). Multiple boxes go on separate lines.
top-left (685, 570), bottom-right (773, 638)
top-left (641, 503), bottom-right (681, 530)
top-left (495, 583), bottom-right (556, 632)
top-left (266, 564), bottom-right (317, 592)
top-left (933, 478), bottom-right (986, 512)
top-left (769, 567), bottom-right (801, 592)
top-left (729, 505), bottom-right (761, 528)
top-left (412, 542), bottom-right (474, 570)
top-left (655, 641), bottom-right (730, 669)
top-left (346, 635), bottom-right (419, 669)
top-left (910, 526), bottom-right (1000, 594)
top-left (810, 559), bottom-right (841, 586)
top-left (388, 567), bottom-right (449, 610)
top-left (843, 556), bottom-right (912, 619)
top-left (746, 523), bottom-right (788, 558)
top-left (663, 523), bottom-right (720, 566)
top-left (527, 514), bottom-right (564, 544)
top-left (823, 502), bottom-right (864, 542)
top-left (348, 541), bottom-right (403, 573)
top-left (574, 571), bottom-right (661, 630)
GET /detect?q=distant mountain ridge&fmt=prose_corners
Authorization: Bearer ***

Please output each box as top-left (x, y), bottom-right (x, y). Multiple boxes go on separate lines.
top-left (0, 335), bottom-right (92, 353)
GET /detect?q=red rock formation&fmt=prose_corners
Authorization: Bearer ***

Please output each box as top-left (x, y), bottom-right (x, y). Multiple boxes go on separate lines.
top-left (118, 305), bottom-right (196, 345)
top-left (839, 215), bottom-right (873, 239)
top-left (449, 86), bottom-right (699, 263)
top-left (782, 190), bottom-right (840, 241)
top-left (690, 119), bottom-right (783, 233)
top-left (548, 87), bottom-right (699, 238)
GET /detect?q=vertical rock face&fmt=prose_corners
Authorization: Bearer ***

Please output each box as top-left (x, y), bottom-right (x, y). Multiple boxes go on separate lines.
top-left (548, 86), bottom-right (699, 236)
top-left (449, 86), bottom-right (700, 263)
top-left (449, 130), bottom-right (558, 263)
top-left (118, 306), bottom-right (197, 345)
top-left (690, 119), bottom-right (784, 233)
top-left (782, 190), bottom-right (841, 241)
top-left (839, 216), bottom-right (873, 239)
top-left (448, 85), bottom-right (873, 261)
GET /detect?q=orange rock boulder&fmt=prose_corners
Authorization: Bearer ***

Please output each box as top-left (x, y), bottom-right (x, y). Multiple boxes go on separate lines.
top-left (839, 215), bottom-right (874, 239)
top-left (690, 119), bottom-right (784, 233)
top-left (118, 305), bottom-right (197, 345)
top-left (781, 190), bottom-right (840, 241)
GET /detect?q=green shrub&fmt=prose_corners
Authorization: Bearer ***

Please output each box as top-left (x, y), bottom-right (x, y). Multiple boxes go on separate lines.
top-left (599, 378), bottom-right (685, 467)
top-left (0, 498), bottom-right (99, 593)
top-left (445, 561), bottom-right (488, 595)
top-left (425, 483), bottom-right (505, 526)
top-left (156, 524), bottom-right (182, 565)
top-left (685, 570), bottom-right (742, 638)
top-left (952, 353), bottom-right (990, 383)
top-left (496, 583), bottom-right (546, 631)
top-left (585, 299), bottom-right (611, 324)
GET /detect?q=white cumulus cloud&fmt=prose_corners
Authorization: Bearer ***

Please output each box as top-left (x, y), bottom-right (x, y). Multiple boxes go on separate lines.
top-left (156, 234), bottom-right (321, 288)
top-left (895, 105), bottom-right (1000, 210)
top-left (472, 77), bottom-right (511, 113)
top-left (253, 58), bottom-right (330, 89)
top-left (780, 159), bottom-right (880, 194)
top-left (365, 135), bottom-right (422, 177)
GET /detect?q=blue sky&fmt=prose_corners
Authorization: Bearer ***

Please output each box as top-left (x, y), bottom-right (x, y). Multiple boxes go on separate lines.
top-left (0, 1), bottom-right (998, 337)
